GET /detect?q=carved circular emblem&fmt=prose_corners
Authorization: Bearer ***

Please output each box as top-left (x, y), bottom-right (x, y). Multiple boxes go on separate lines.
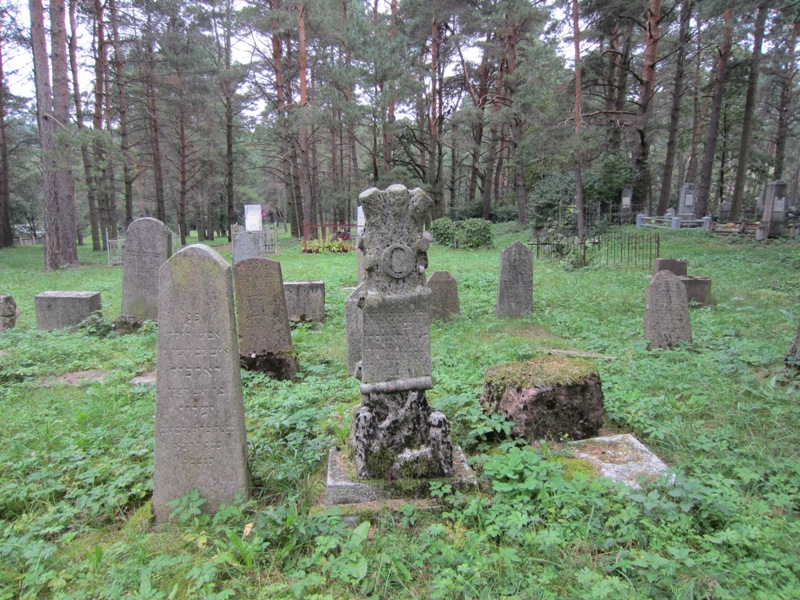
top-left (381, 243), bottom-right (415, 279)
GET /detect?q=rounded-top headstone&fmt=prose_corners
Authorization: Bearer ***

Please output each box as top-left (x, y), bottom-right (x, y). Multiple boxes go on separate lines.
top-left (121, 217), bottom-right (172, 322)
top-left (496, 241), bottom-right (533, 318)
top-left (643, 270), bottom-right (692, 349)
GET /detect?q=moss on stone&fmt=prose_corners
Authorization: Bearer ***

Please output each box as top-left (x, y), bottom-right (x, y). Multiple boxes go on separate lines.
top-left (484, 356), bottom-right (598, 390)
top-left (364, 447), bottom-right (397, 479)
top-left (558, 457), bottom-right (598, 480)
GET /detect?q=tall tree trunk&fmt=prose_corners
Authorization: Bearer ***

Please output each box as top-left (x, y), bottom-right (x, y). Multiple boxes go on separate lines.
top-left (632, 0), bottom-right (661, 213)
top-left (109, 0), bottom-right (134, 227)
top-left (572, 0), bottom-right (585, 242)
top-left (32, 0), bottom-right (79, 269)
top-left (145, 17), bottom-right (166, 224)
top-left (684, 22), bottom-right (706, 184)
top-left (297, 0), bottom-right (314, 239)
top-left (92, 0), bottom-right (110, 249)
top-left (223, 0), bottom-right (235, 243)
top-left (730, 2), bottom-right (767, 222)
top-left (657, 0), bottom-right (692, 216)
top-left (0, 27), bottom-right (11, 248)
top-left (381, 0), bottom-right (397, 175)
top-left (69, 0), bottom-right (99, 249)
top-left (774, 18), bottom-right (797, 180)
top-left (609, 26), bottom-right (632, 153)
top-left (482, 56), bottom-right (505, 221)
top-left (695, 6), bottom-right (733, 219)
top-left (103, 53), bottom-right (117, 238)
top-left (428, 15), bottom-right (445, 218)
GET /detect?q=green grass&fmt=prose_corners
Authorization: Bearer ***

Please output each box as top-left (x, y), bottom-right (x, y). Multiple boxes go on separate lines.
top-left (0, 226), bottom-right (799, 598)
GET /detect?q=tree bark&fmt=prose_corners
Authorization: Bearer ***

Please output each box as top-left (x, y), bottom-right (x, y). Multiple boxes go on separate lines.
top-left (92, 0), bottom-right (111, 249)
top-left (774, 18), bottom-right (797, 180)
top-left (0, 27), bottom-right (11, 248)
top-left (657, 0), bottom-right (692, 216)
top-left (145, 16), bottom-right (166, 224)
top-left (695, 6), bottom-right (733, 219)
top-left (572, 0), bottom-right (585, 242)
top-left (223, 0), bottom-right (235, 243)
top-left (297, 0), bottom-right (314, 239)
top-left (730, 2), bottom-right (767, 222)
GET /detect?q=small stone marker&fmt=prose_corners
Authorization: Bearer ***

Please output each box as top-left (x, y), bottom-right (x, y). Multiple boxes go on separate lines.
top-left (154, 244), bottom-right (250, 523)
top-left (232, 230), bottom-right (267, 265)
top-left (481, 356), bottom-right (604, 441)
top-left (0, 294), bottom-right (17, 332)
top-left (785, 324), bottom-right (800, 371)
top-left (496, 241), bottom-right (533, 318)
top-left (679, 276), bottom-right (711, 307)
top-left (643, 270), bottom-right (692, 349)
top-left (120, 217), bottom-right (172, 322)
top-left (283, 281), bottom-right (325, 323)
top-left (426, 270), bottom-right (460, 322)
top-left (234, 257), bottom-right (297, 380)
top-left (653, 257), bottom-right (687, 277)
top-left (570, 434), bottom-right (673, 489)
top-left (35, 291), bottom-right (102, 330)
top-left (344, 283), bottom-right (364, 377)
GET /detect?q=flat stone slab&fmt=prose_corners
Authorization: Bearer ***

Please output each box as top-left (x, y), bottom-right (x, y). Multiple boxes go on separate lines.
top-left (44, 369), bottom-right (106, 386)
top-left (569, 433), bottom-right (674, 489)
top-left (548, 349), bottom-right (616, 361)
top-left (326, 446), bottom-right (476, 506)
top-left (129, 370), bottom-right (157, 386)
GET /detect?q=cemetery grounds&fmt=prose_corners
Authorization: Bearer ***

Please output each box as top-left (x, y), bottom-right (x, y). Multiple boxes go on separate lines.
top-left (0, 224), bottom-right (799, 599)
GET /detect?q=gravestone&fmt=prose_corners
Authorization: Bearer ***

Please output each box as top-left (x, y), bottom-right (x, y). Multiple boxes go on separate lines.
top-left (350, 184), bottom-right (453, 480)
top-left (763, 180), bottom-right (787, 237)
top-left (621, 188), bottom-right (632, 211)
top-left (120, 217), bottom-right (172, 323)
top-left (643, 270), bottom-right (692, 349)
top-left (0, 294), bottom-right (17, 332)
top-left (653, 257), bottom-right (688, 277)
top-left (35, 291), bottom-right (102, 330)
top-left (496, 241), bottom-right (533, 318)
top-left (679, 183), bottom-right (696, 216)
top-left (234, 258), bottom-right (297, 380)
top-left (665, 207), bottom-right (676, 218)
top-left (243, 204), bottom-right (263, 231)
top-left (426, 270), bottom-right (460, 322)
top-left (679, 276), bottom-right (712, 307)
top-left (344, 283), bottom-right (364, 377)
top-left (154, 245), bottom-right (250, 523)
top-left (232, 230), bottom-right (267, 265)
top-left (283, 281), bottom-right (325, 323)
top-left (718, 201), bottom-right (732, 222)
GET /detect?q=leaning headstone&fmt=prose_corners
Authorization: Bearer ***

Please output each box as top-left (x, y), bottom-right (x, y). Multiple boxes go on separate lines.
top-left (653, 257), bottom-right (688, 277)
top-left (496, 241), bottom-right (533, 318)
top-left (154, 245), bottom-right (250, 523)
top-left (643, 270), bottom-right (692, 349)
top-left (763, 180), bottom-right (787, 237)
top-left (350, 184), bottom-right (453, 480)
top-left (234, 258), bottom-right (298, 380)
top-left (785, 324), bottom-right (800, 371)
top-left (283, 281), bottom-right (325, 323)
top-left (426, 270), bottom-right (460, 322)
top-left (344, 284), bottom-right (364, 377)
top-left (120, 217), bottom-right (172, 323)
top-left (0, 294), bottom-right (17, 332)
top-left (35, 291), bottom-right (102, 330)
top-left (481, 356), bottom-right (604, 441)
top-left (232, 230), bottom-right (266, 265)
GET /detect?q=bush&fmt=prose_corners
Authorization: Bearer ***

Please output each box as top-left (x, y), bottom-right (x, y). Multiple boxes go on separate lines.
top-left (430, 217), bottom-right (493, 249)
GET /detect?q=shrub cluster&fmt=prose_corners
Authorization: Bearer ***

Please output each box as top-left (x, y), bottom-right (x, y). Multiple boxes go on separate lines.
top-left (430, 217), bottom-right (493, 249)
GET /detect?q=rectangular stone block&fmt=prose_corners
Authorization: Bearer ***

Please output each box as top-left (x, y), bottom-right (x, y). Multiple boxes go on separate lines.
top-left (154, 245), bottom-right (250, 523)
top-left (283, 281), bottom-right (325, 323)
top-left (35, 291), bottom-right (102, 330)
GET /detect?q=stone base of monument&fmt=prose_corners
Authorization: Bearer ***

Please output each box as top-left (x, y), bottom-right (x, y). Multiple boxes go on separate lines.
top-left (569, 433), bottom-right (674, 489)
top-left (325, 446), bottom-right (477, 506)
top-left (240, 351), bottom-right (298, 381)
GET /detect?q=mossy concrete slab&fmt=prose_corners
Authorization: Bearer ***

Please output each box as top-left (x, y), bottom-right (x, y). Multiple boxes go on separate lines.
top-left (570, 433), bottom-right (674, 489)
top-left (326, 446), bottom-right (476, 506)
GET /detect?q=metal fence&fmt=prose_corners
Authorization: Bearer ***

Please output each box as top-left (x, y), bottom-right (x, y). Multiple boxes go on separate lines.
top-left (531, 231), bottom-right (659, 269)
top-left (107, 229), bottom-right (182, 266)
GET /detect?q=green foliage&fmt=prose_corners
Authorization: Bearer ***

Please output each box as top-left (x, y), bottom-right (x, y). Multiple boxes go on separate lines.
top-left (430, 217), bottom-right (493, 249)
top-left (303, 239), bottom-right (354, 254)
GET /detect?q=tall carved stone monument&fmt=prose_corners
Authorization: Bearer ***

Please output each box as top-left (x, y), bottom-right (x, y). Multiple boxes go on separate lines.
top-left (349, 184), bottom-right (453, 480)
top-left (234, 257), bottom-right (298, 381)
top-left (643, 270), bottom-right (692, 350)
top-left (120, 217), bottom-right (172, 323)
top-left (496, 241), bottom-right (533, 318)
top-left (154, 245), bottom-right (250, 522)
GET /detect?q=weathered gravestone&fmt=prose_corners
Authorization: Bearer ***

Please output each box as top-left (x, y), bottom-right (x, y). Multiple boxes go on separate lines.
top-left (120, 217), bottom-right (172, 323)
top-left (496, 241), bottom-right (533, 318)
top-left (154, 245), bottom-right (250, 523)
top-left (426, 270), bottom-right (460, 322)
top-left (35, 291), bottom-right (102, 330)
top-left (786, 324), bottom-right (800, 371)
top-left (232, 230), bottom-right (267, 265)
top-left (344, 283), bottom-right (364, 377)
top-left (763, 180), bottom-right (788, 237)
top-left (283, 281), bottom-right (325, 323)
top-left (653, 257), bottom-right (688, 277)
top-left (679, 276), bottom-right (712, 307)
top-left (643, 270), bottom-right (692, 349)
top-left (679, 183), bottom-right (696, 217)
top-left (349, 184), bottom-right (453, 480)
top-left (0, 294), bottom-right (17, 332)
top-left (481, 356), bottom-right (604, 441)
top-left (234, 258), bottom-right (297, 380)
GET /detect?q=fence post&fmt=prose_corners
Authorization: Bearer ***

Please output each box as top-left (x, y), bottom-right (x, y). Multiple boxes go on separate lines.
top-left (636, 214), bottom-right (645, 227)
